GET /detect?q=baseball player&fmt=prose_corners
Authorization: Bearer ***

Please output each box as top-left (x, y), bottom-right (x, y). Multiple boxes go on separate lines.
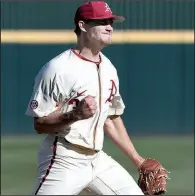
top-left (26, 1), bottom-right (145, 195)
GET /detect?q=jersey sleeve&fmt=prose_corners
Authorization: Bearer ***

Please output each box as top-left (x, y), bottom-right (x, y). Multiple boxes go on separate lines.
top-left (108, 73), bottom-right (125, 116)
top-left (26, 65), bottom-right (65, 117)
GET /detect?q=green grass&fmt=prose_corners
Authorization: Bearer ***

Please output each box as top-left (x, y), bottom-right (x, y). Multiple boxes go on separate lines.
top-left (1, 135), bottom-right (194, 195)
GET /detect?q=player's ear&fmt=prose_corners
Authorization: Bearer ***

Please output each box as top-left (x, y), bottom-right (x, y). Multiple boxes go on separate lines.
top-left (78, 21), bottom-right (87, 33)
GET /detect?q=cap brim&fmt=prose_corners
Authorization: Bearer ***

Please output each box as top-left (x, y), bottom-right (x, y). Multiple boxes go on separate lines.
top-left (78, 15), bottom-right (125, 23)
top-left (112, 15), bottom-right (125, 23)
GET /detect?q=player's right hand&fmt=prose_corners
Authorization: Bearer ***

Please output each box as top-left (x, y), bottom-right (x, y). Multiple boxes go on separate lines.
top-left (74, 95), bottom-right (97, 120)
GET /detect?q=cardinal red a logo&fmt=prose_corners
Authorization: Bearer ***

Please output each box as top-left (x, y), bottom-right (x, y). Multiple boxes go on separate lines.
top-left (105, 80), bottom-right (117, 103)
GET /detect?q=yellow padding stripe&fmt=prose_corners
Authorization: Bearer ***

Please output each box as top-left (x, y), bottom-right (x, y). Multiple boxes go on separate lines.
top-left (1, 30), bottom-right (194, 44)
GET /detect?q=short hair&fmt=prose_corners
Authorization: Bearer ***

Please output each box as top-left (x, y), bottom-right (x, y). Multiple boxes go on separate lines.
top-left (74, 24), bottom-right (81, 37)
top-left (74, 20), bottom-right (97, 37)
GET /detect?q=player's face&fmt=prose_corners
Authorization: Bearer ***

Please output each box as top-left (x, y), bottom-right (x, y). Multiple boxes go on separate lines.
top-left (85, 19), bottom-right (114, 46)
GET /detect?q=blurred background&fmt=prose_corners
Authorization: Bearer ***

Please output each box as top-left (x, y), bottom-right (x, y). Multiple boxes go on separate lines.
top-left (1, 0), bottom-right (194, 195)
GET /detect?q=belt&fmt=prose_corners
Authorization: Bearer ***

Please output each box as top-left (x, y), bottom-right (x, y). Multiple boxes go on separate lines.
top-left (64, 138), bottom-right (98, 155)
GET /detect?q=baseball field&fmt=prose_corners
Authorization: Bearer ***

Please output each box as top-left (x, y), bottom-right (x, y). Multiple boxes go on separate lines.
top-left (1, 134), bottom-right (194, 195)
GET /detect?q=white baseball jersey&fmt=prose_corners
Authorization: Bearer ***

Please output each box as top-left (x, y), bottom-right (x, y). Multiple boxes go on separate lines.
top-left (26, 48), bottom-right (125, 150)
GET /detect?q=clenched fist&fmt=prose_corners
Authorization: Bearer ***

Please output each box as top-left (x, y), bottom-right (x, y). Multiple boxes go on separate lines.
top-left (74, 96), bottom-right (97, 120)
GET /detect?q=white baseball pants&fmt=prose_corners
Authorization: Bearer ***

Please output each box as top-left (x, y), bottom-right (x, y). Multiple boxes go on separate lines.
top-left (33, 135), bottom-right (144, 195)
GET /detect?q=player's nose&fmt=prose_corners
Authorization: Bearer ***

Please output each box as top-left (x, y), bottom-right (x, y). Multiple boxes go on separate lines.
top-left (105, 25), bottom-right (113, 33)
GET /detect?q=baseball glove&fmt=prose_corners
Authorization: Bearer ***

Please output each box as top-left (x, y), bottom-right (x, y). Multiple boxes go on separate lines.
top-left (138, 158), bottom-right (170, 195)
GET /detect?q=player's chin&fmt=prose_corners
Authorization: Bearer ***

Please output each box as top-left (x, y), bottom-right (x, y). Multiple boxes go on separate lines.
top-left (101, 39), bottom-right (112, 46)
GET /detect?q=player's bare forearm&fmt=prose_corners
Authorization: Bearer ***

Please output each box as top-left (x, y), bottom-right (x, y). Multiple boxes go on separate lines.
top-left (34, 110), bottom-right (79, 134)
top-left (104, 116), bottom-right (145, 168)
top-left (34, 95), bottom-right (97, 134)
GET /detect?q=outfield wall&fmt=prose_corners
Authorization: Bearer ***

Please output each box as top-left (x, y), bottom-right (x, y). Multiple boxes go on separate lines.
top-left (1, 1), bottom-right (194, 29)
top-left (1, 1), bottom-right (194, 134)
top-left (1, 43), bottom-right (194, 134)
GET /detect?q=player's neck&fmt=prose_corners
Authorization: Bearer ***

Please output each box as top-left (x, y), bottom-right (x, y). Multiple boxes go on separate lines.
top-left (74, 41), bottom-right (102, 62)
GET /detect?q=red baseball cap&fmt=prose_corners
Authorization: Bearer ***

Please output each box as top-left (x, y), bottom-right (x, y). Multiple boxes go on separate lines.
top-left (74, 1), bottom-right (125, 24)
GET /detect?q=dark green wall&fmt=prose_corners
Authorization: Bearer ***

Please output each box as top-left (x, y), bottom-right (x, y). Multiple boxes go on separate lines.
top-left (1, 44), bottom-right (194, 134)
top-left (1, 0), bottom-right (194, 134)
top-left (1, 0), bottom-right (194, 30)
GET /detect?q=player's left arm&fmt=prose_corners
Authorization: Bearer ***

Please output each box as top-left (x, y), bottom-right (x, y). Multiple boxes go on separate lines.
top-left (104, 115), bottom-right (145, 169)
top-left (104, 67), bottom-right (145, 168)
